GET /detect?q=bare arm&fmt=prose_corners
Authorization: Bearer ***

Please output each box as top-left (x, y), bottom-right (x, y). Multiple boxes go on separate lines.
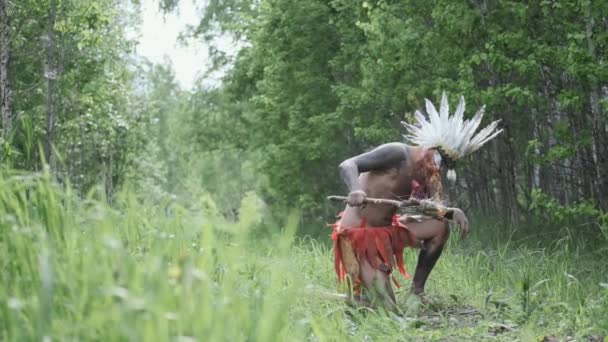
top-left (338, 143), bottom-right (408, 205)
top-left (447, 208), bottom-right (470, 238)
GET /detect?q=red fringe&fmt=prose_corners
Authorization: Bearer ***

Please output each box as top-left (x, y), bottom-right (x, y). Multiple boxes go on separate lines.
top-left (328, 214), bottom-right (416, 290)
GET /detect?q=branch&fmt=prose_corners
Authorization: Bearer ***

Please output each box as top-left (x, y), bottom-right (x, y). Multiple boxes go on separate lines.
top-left (327, 195), bottom-right (420, 208)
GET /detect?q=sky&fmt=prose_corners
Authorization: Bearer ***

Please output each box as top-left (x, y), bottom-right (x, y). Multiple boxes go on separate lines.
top-left (135, 0), bottom-right (208, 89)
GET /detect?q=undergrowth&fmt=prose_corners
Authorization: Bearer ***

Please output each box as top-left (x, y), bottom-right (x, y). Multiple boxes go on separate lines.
top-left (0, 170), bottom-right (606, 341)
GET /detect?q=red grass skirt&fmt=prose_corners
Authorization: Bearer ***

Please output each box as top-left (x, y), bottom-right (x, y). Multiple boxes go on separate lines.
top-left (328, 214), bottom-right (416, 292)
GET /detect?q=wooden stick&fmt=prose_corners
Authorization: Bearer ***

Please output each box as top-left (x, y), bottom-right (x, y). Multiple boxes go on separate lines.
top-left (327, 195), bottom-right (420, 208)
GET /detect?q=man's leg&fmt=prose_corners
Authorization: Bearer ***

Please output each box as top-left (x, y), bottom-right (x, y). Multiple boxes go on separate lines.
top-left (404, 219), bottom-right (450, 295)
top-left (359, 258), bottom-right (397, 311)
top-left (339, 238), bottom-right (360, 296)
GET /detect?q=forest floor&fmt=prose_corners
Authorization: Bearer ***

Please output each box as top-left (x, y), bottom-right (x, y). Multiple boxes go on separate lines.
top-left (294, 228), bottom-right (608, 341)
top-left (1, 173), bottom-right (607, 341)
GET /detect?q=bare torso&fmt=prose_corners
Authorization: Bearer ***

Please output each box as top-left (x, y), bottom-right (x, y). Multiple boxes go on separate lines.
top-left (335, 141), bottom-right (469, 303)
top-left (340, 146), bottom-right (433, 228)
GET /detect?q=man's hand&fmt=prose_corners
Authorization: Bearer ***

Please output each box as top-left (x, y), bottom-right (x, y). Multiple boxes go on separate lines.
top-left (347, 190), bottom-right (367, 207)
top-left (449, 208), bottom-right (469, 238)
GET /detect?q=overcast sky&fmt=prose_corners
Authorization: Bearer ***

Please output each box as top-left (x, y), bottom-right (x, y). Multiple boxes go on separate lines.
top-left (135, 0), bottom-right (207, 89)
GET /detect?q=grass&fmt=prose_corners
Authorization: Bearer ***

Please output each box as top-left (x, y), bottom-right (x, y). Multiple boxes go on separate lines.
top-left (0, 169), bottom-right (607, 341)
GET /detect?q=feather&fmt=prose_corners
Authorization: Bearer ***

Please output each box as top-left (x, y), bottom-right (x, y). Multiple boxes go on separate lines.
top-left (433, 150), bottom-right (442, 168)
top-left (440, 92), bottom-right (449, 124)
top-left (403, 93), bottom-right (501, 161)
top-left (447, 169), bottom-right (457, 182)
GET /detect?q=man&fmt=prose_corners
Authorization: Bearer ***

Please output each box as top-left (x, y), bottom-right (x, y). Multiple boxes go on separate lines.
top-left (331, 92), bottom-right (502, 310)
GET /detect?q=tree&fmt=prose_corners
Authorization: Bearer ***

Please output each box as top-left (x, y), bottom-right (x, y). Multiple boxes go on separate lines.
top-left (44, 0), bottom-right (58, 169)
top-left (0, 0), bottom-right (12, 144)
top-left (1, 0), bottom-right (146, 198)
top-left (187, 0), bottom-right (607, 223)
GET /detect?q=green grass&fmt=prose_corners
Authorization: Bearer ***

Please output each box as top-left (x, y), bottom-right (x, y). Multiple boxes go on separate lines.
top-left (0, 170), bottom-right (607, 341)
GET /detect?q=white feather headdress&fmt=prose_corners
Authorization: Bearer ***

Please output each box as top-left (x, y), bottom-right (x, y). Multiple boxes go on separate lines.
top-left (401, 92), bottom-right (503, 163)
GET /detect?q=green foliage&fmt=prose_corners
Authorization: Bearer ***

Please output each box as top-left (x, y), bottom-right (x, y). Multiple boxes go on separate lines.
top-left (125, 62), bottom-right (266, 218)
top-left (0, 169), bottom-right (303, 340)
top-left (185, 0), bottom-right (608, 222)
top-left (527, 189), bottom-right (608, 237)
top-left (1, 1), bottom-right (607, 338)
top-left (5, 0), bottom-right (142, 195)
top-left (1, 170), bottom-right (606, 340)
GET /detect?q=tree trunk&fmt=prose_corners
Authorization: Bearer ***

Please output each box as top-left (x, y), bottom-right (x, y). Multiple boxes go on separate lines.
top-left (44, 0), bottom-right (57, 170)
top-left (494, 125), bottom-right (518, 223)
top-left (0, 0), bottom-right (12, 142)
top-left (584, 1), bottom-right (608, 209)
